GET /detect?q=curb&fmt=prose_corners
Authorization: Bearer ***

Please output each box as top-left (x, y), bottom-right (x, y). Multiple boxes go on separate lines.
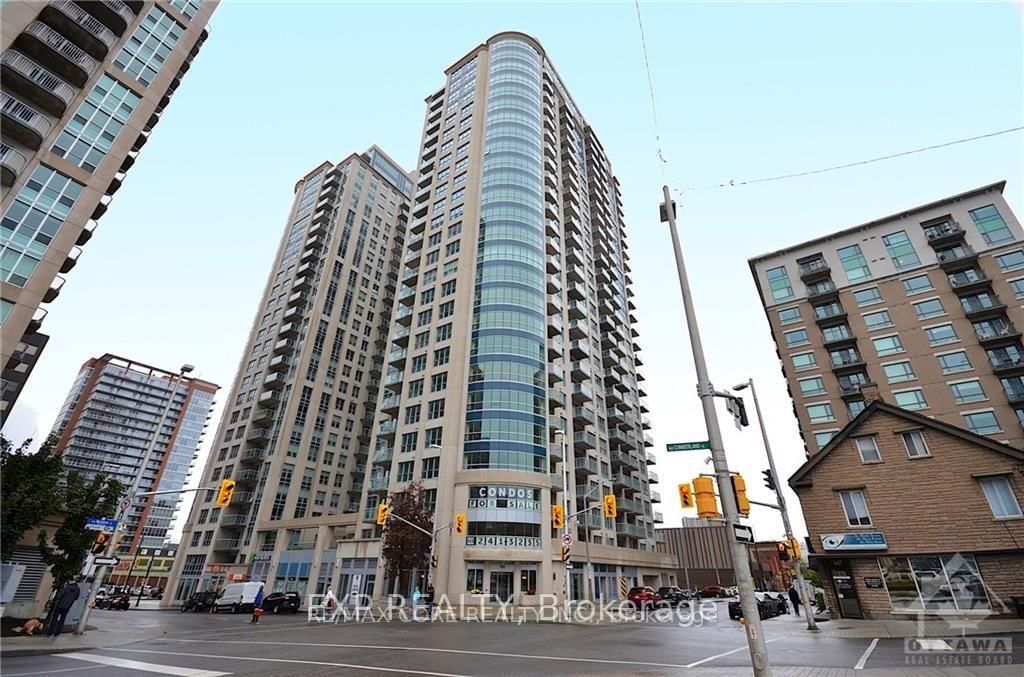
top-left (1, 629), bottom-right (166, 658)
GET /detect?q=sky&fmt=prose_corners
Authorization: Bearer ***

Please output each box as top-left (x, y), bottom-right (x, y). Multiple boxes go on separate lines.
top-left (5, 1), bottom-right (1022, 545)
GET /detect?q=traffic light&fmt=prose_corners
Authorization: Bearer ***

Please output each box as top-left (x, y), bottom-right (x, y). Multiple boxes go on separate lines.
top-left (678, 483), bottom-right (693, 508)
top-left (552, 504), bottom-right (565, 529)
top-left (454, 513), bottom-right (467, 536)
top-left (215, 479), bottom-right (237, 507)
top-left (375, 502), bottom-right (390, 526)
top-left (731, 474), bottom-right (750, 517)
top-left (777, 541), bottom-right (790, 561)
top-left (789, 538), bottom-right (802, 560)
top-left (602, 494), bottom-right (617, 519)
top-left (725, 395), bottom-right (749, 429)
top-left (431, 554), bottom-right (439, 568)
top-left (762, 469), bottom-right (776, 492)
top-left (692, 476), bottom-right (719, 519)
top-left (560, 545), bottom-right (570, 563)
top-left (91, 531), bottom-right (110, 554)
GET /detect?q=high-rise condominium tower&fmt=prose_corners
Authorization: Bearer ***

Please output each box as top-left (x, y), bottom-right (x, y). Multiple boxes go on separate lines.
top-left (164, 147), bottom-right (412, 603)
top-left (164, 32), bottom-right (676, 606)
top-left (352, 32), bottom-right (674, 602)
top-left (50, 353), bottom-right (217, 551)
top-left (0, 0), bottom-right (217, 421)
top-left (750, 183), bottom-right (1024, 455)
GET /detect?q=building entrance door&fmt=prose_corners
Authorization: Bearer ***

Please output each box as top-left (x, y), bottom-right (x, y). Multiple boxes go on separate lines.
top-left (828, 559), bottom-right (863, 619)
top-left (490, 572), bottom-right (513, 603)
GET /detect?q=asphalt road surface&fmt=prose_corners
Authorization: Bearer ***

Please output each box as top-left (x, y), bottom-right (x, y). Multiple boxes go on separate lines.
top-left (4, 602), bottom-right (1022, 676)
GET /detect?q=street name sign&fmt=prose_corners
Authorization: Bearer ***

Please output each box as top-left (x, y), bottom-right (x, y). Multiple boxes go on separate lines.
top-left (732, 524), bottom-right (755, 543)
top-left (666, 441), bottom-right (710, 452)
top-left (85, 517), bottom-right (118, 532)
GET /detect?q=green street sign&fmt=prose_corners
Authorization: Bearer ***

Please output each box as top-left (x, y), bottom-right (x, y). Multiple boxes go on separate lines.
top-left (667, 441), bottom-right (710, 452)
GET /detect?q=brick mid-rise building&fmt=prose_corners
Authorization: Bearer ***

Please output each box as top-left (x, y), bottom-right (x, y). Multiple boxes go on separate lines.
top-left (789, 397), bottom-right (1024, 619)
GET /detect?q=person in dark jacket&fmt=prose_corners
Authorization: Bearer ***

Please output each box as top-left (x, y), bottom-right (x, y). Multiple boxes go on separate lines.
top-left (47, 579), bottom-right (81, 637)
top-left (788, 586), bottom-right (802, 617)
top-left (425, 584), bottom-right (435, 619)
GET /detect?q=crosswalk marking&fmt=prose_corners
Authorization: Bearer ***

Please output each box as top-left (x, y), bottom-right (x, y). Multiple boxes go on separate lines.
top-left (61, 653), bottom-right (231, 677)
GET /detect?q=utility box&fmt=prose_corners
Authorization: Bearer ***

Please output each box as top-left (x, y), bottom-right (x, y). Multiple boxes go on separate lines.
top-left (1, 563), bottom-right (27, 604)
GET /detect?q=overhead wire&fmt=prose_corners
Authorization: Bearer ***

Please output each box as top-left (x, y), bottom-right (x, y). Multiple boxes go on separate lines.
top-left (633, 0), bottom-right (668, 183)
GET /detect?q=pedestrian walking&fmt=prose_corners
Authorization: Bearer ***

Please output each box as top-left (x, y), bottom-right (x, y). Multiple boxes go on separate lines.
top-left (250, 585), bottom-right (264, 624)
top-left (425, 584), bottom-right (435, 619)
top-left (47, 579), bottom-right (81, 638)
top-left (788, 585), bottom-right (802, 617)
top-left (323, 584), bottom-right (337, 612)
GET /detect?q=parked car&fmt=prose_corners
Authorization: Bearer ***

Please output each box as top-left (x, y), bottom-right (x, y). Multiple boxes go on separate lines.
top-left (180, 590), bottom-right (219, 613)
top-left (656, 586), bottom-right (689, 606)
top-left (728, 592), bottom-right (773, 620)
top-left (262, 591), bottom-right (301, 614)
top-left (699, 585), bottom-right (729, 598)
top-left (214, 581), bottom-right (265, 613)
top-left (627, 586), bottom-right (662, 611)
top-left (763, 591), bottom-right (789, 615)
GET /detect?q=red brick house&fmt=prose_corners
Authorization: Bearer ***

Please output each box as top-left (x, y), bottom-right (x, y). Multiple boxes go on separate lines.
top-left (789, 400), bottom-right (1024, 619)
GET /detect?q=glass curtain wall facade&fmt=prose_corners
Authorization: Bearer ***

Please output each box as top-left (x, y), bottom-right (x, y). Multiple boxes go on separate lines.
top-left (465, 38), bottom-right (547, 475)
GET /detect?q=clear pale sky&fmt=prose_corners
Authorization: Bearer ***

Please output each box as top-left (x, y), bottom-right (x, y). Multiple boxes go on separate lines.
top-left (6, 2), bottom-right (1022, 543)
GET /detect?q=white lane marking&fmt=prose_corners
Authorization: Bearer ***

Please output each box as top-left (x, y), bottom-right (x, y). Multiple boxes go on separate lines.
top-left (106, 648), bottom-right (468, 676)
top-left (60, 652), bottom-right (230, 677)
top-left (684, 638), bottom-right (780, 668)
top-left (854, 637), bottom-right (879, 670)
top-left (161, 638), bottom-right (696, 669)
top-left (914, 638), bottom-right (953, 651)
top-left (5, 665), bottom-right (106, 676)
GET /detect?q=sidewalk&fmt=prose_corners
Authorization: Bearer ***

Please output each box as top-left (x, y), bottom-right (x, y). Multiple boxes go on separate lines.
top-left (761, 612), bottom-right (1024, 639)
top-left (0, 612), bottom-right (166, 658)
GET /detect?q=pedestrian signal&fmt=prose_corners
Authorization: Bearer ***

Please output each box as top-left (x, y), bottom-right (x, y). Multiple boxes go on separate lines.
top-left (552, 504), bottom-right (565, 529)
top-left (91, 531), bottom-right (110, 554)
top-left (215, 479), bottom-right (236, 507)
top-left (602, 494), bottom-right (617, 519)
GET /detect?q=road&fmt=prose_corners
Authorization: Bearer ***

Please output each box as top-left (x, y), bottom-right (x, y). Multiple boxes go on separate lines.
top-left (3, 601), bottom-right (1022, 676)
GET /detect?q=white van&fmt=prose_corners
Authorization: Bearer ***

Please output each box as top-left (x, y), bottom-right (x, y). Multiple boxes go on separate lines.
top-left (215, 581), bottom-right (264, 613)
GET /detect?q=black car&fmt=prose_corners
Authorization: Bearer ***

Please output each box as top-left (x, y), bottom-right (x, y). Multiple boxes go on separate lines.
top-left (180, 590), bottom-right (219, 613)
top-left (656, 586), bottom-right (689, 607)
top-left (763, 591), bottom-right (789, 615)
top-left (262, 591), bottom-right (301, 614)
top-left (107, 593), bottom-right (131, 611)
top-left (728, 592), bottom-right (773, 620)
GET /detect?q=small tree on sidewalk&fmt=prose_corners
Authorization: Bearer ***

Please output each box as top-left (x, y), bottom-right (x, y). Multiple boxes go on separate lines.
top-left (38, 470), bottom-right (124, 588)
top-left (1, 434), bottom-right (63, 561)
top-left (380, 482), bottom-right (433, 596)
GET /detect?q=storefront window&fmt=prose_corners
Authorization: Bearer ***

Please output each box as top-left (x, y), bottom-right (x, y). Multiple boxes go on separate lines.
top-left (466, 563), bottom-right (484, 594)
top-left (879, 554), bottom-right (990, 612)
top-left (520, 565), bottom-right (537, 595)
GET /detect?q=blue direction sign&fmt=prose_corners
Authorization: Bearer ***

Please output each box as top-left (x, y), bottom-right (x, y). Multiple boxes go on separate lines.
top-left (85, 517), bottom-right (118, 532)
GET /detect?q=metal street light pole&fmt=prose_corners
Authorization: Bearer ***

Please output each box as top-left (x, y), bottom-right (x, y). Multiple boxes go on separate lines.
top-left (554, 429), bottom-right (571, 606)
top-left (76, 364), bottom-right (193, 634)
top-left (660, 186), bottom-right (772, 676)
top-left (734, 378), bottom-right (818, 631)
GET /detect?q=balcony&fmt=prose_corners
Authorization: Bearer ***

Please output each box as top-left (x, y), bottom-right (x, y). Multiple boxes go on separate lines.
top-left (547, 363), bottom-right (564, 384)
top-left (257, 389), bottom-right (280, 406)
top-left (378, 419), bottom-right (397, 436)
top-left (1004, 384), bottom-right (1024, 405)
top-left (1, 51), bottom-right (75, 117)
top-left (814, 304), bottom-right (847, 327)
top-left (570, 359), bottom-right (591, 380)
top-left (60, 247), bottom-right (81, 273)
top-left (572, 383), bottom-right (593, 404)
top-left (240, 447), bottom-right (267, 464)
top-left (16, 22), bottom-right (96, 87)
top-left (831, 353), bottom-right (866, 374)
top-left (548, 441), bottom-right (564, 461)
top-left (572, 405), bottom-right (595, 426)
top-left (232, 492), bottom-right (254, 505)
top-left (550, 473), bottom-right (564, 491)
top-left (392, 326), bottom-right (410, 346)
top-left (384, 370), bottom-right (404, 386)
top-left (573, 430), bottom-right (597, 450)
top-left (235, 468), bottom-right (259, 483)
top-left (922, 219), bottom-right (964, 247)
top-left (615, 522), bottom-right (647, 539)
top-left (976, 321), bottom-right (1021, 346)
top-left (990, 354), bottom-right (1024, 375)
top-left (395, 306), bottom-right (413, 326)
top-left (369, 474), bottom-right (391, 492)
top-left (548, 390), bottom-right (566, 412)
top-left (948, 269), bottom-right (991, 294)
top-left (292, 275), bottom-right (311, 292)
top-left (1, 93), bottom-right (51, 150)
top-left (268, 354), bottom-right (291, 372)
top-left (806, 280), bottom-right (838, 303)
top-left (42, 0), bottom-right (117, 59)
top-left (650, 490), bottom-right (661, 503)
top-left (251, 408), bottom-right (274, 423)
top-left (961, 295), bottom-right (1007, 320)
top-left (372, 445), bottom-right (394, 465)
top-left (0, 143), bottom-right (27, 186)
top-left (643, 434), bottom-right (655, 448)
top-left (273, 338), bottom-right (297, 355)
top-left (213, 539), bottom-right (240, 552)
top-left (80, 0), bottom-right (136, 35)
top-left (220, 514), bottom-right (248, 528)
top-left (380, 392), bottom-right (400, 415)
top-left (547, 316), bottom-right (563, 337)
top-left (798, 258), bottom-right (830, 282)
top-left (839, 380), bottom-right (868, 399)
top-left (610, 450), bottom-right (639, 471)
top-left (42, 275), bottom-right (65, 303)
top-left (646, 451), bottom-right (657, 465)
top-left (936, 245), bottom-right (979, 271)
top-left (574, 455), bottom-right (598, 476)
top-left (247, 428), bottom-right (271, 443)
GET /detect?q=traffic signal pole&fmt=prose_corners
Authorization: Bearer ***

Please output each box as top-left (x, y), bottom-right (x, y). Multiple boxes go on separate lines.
top-left (660, 187), bottom-right (772, 676)
top-left (736, 378), bottom-right (818, 630)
